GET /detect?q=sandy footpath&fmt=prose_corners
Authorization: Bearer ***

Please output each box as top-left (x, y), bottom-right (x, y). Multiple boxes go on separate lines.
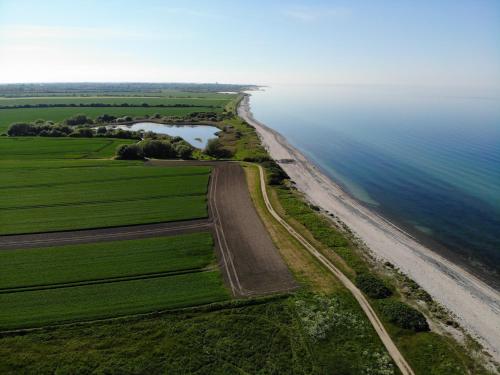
top-left (238, 94), bottom-right (500, 362)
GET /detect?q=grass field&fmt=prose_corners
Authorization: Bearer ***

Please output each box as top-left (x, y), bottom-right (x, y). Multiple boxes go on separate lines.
top-left (0, 270), bottom-right (227, 330)
top-left (0, 293), bottom-right (399, 374)
top-left (0, 233), bottom-right (214, 290)
top-left (0, 106), bottom-right (222, 133)
top-left (0, 163), bottom-right (211, 234)
top-left (0, 96), bottom-right (231, 107)
top-left (0, 137), bottom-right (135, 159)
top-left (0, 232), bottom-right (228, 330)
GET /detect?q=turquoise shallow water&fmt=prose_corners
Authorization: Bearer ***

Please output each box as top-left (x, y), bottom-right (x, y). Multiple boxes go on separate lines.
top-left (250, 85), bottom-right (500, 282)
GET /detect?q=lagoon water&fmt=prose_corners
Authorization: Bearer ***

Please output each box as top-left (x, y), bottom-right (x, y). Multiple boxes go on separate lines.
top-left (250, 85), bottom-right (500, 282)
top-left (119, 122), bottom-right (219, 148)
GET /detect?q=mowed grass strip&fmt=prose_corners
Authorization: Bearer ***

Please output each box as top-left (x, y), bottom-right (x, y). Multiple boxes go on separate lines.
top-left (0, 137), bottom-right (134, 159)
top-left (0, 106), bottom-right (222, 133)
top-left (0, 195), bottom-right (208, 235)
top-left (0, 271), bottom-right (228, 330)
top-left (0, 233), bottom-right (214, 290)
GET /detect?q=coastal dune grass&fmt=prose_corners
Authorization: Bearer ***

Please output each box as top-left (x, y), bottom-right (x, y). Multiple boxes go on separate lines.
top-left (0, 233), bottom-right (215, 290)
top-left (0, 163), bottom-right (211, 234)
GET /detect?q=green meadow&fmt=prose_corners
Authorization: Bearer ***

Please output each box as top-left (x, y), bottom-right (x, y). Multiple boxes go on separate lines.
top-left (0, 271), bottom-right (227, 330)
top-left (0, 95), bottom-right (232, 107)
top-left (0, 137), bottom-right (134, 159)
top-left (0, 163), bottom-right (210, 235)
top-left (0, 106), bottom-right (221, 133)
top-left (0, 233), bottom-right (215, 291)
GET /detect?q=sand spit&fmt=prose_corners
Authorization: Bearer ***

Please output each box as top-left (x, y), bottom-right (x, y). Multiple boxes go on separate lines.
top-left (238, 94), bottom-right (500, 363)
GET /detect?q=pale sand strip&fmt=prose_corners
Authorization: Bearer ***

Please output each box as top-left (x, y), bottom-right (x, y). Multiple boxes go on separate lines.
top-left (238, 94), bottom-right (500, 362)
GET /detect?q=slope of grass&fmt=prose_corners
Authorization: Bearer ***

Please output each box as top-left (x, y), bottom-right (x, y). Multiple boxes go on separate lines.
top-left (0, 137), bottom-right (134, 159)
top-left (0, 106), bottom-right (221, 133)
top-left (0, 271), bottom-right (228, 330)
top-left (0, 233), bottom-right (214, 290)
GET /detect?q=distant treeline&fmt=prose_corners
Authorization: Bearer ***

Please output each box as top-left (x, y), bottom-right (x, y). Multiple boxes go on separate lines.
top-left (0, 103), bottom-right (219, 109)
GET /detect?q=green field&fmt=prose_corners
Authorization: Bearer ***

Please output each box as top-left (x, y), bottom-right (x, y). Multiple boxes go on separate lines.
top-left (0, 137), bottom-right (135, 159)
top-left (0, 270), bottom-right (226, 330)
top-left (0, 163), bottom-right (210, 234)
top-left (0, 232), bottom-right (228, 330)
top-left (0, 96), bottom-right (232, 107)
top-left (0, 106), bottom-right (222, 133)
top-left (0, 233), bottom-right (214, 290)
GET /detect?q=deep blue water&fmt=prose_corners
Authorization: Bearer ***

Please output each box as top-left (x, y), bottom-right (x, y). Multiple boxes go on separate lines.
top-left (250, 85), bottom-right (500, 281)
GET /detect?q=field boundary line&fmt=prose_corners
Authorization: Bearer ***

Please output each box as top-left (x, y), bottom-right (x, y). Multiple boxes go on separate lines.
top-left (256, 164), bottom-right (415, 375)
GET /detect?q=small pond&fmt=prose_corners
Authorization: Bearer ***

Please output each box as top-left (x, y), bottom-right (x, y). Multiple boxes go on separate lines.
top-left (117, 122), bottom-right (219, 148)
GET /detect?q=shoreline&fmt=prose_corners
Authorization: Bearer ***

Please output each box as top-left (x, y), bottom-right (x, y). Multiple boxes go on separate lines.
top-left (238, 94), bottom-right (500, 362)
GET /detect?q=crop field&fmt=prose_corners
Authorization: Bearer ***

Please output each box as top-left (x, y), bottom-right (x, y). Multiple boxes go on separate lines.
top-left (0, 233), bottom-right (228, 330)
top-left (0, 163), bottom-right (211, 234)
top-left (0, 233), bottom-right (215, 291)
top-left (0, 96), bottom-right (232, 107)
top-left (0, 106), bottom-right (222, 133)
top-left (0, 137), bottom-right (135, 159)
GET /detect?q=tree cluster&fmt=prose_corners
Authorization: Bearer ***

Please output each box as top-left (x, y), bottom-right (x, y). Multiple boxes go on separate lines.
top-left (115, 138), bottom-right (194, 160)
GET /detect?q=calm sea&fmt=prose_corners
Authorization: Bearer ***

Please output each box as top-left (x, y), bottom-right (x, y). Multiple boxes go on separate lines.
top-left (250, 85), bottom-right (500, 284)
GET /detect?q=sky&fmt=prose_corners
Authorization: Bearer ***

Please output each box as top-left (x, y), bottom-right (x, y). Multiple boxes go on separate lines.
top-left (0, 0), bottom-right (499, 87)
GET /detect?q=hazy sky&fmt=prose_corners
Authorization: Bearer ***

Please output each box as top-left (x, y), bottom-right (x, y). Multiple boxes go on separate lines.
top-left (0, 0), bottom-right (499, 87)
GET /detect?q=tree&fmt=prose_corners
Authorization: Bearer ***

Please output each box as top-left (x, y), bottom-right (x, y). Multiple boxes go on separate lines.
top-left (204, 138), bottom-right (232, 158)
top-left (115, 144), bottom-right (144, 160)
top-left (174, 143), bottom-right (193, 159)
top-left (65, 114), bottom-right (93, 126)
top-left (7, 123), bottom-right (36, 136)
top-left (96, 126), bottom-right (107, 135)
top-left (69, 128), bottom-right (94, 138)
top-left (140, 139), bottom-right (176, 159)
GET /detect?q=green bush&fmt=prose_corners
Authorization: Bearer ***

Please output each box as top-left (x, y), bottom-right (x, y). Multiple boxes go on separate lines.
top-left (204, 138), bottom-right (232, 158)
top-left (262, 160), bottom-right (289, 185)
top-left (377, 300), bottom-right (429, 332)
top-left (355, 273), bottom-right (392, 299)
top-left (115, 144), bottom-right (144, 160)
top-left (140, 139), bottom-right (176, 159)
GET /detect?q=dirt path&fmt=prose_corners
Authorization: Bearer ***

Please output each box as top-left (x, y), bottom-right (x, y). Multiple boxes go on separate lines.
top-left (256, 165), bottom-right (415, 375)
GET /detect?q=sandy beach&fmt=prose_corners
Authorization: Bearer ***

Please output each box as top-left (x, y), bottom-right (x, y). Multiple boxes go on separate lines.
top-left (238, 94), bottom-right (500, 363)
